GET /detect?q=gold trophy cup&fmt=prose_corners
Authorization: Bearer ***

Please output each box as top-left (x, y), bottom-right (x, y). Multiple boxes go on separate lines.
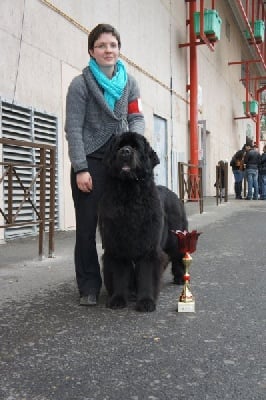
top-left (171, 230), bottom-right (201, 313)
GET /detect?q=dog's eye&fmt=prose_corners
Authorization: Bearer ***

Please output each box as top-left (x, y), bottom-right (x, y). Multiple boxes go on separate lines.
top-left (119, 139), bottom-right (138, 149)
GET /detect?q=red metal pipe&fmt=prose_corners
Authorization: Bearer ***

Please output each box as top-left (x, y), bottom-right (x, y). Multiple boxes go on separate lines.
top-left (229, 59), bottom-right (263, 121)
top-left (189, 0), bottom-right (198, 174)
top-left (245, 63), bottom-right (250, 114)
top-left (235, 0), bottom-right (266, 69)
top-left (254, 79), bottom-right (260, 144)
top-left (251, 0), bottom-right (255, 26)
top-left (256, 84), bottom-right (266, 144)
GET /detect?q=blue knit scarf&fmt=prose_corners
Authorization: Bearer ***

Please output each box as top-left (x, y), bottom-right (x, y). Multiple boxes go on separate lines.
top-left (89, 58), bottom-right (128, 110)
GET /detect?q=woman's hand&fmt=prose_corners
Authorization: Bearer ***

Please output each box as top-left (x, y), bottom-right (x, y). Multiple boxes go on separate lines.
top-left (76, 171), bottom-right (93, 192)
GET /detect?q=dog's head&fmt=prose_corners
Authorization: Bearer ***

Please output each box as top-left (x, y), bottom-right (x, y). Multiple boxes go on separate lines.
top-left (103, 132), bottom-right (160, 181)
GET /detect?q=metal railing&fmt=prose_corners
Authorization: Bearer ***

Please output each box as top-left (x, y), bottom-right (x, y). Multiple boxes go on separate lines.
top-left (178, 162), bottom-right (203, 213)
top-left (215, 162), bottom-right (228, 205)
top-left (0, 138), bottom-right (56, 259)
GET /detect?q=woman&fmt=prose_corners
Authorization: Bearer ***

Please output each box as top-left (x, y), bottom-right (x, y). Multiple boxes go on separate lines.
top-left (230, 145), bottom-right (246, 199)
top-left (65, 24), bottom-right (145, 305)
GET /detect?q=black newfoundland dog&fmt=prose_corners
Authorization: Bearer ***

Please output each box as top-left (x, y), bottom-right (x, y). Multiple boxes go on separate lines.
top-left (98, 132), bottom-right (188, 312)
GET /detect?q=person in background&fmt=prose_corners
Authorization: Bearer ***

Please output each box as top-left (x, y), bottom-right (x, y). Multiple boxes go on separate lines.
top-left (259, 144), bottom-right (266, 200)
top-left (65, 24), bottom-right (145, 306)
top-left (230, 145), bottom-right (246, 199)
top-left (244, 144), bottom-right (260, 200)
top-left (253, 142), bottom-right (259, 152)
top-left (254, 143), bottom-right (263, 197)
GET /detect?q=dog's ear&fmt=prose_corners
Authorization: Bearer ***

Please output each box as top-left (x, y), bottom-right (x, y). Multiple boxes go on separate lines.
top-left (149, 148), bottom-right (160, 168)
top-left (143, 137), bottom-right (160, 168)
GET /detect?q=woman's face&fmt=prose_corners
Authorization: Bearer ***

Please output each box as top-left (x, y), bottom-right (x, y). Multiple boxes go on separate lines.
top-left (89, 32), bottom-right (119, 68)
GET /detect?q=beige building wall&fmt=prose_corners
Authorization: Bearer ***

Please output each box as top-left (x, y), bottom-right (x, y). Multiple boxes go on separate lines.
top-left (0, 0), bottom-right (260, 233)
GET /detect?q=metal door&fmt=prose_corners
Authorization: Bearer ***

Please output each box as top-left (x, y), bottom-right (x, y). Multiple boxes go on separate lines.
top-left (153, 115), bottom-right (168, 186)
top-left (198, 120), bottom-right (208, 196)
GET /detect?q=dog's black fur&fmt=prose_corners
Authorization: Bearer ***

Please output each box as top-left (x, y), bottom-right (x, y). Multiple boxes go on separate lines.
top-left (98, 132), bottom-right (188, 312)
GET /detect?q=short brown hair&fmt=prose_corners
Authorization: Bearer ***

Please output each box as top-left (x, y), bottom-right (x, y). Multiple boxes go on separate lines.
top-left (88, 23), bottom-right (121, 52)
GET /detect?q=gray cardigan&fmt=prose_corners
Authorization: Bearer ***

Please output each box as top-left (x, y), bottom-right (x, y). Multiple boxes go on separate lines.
top-left (65, 66), bottom-right (145, 172)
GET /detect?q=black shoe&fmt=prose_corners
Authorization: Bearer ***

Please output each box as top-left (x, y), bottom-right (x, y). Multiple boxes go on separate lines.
top-left (79, 293), bottom-right (98, 306)
top-left (245, 197), bottom-right (251, 200)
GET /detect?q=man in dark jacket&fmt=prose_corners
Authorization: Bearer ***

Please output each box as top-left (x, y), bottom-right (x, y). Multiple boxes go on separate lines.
top-left (259, 144), bottom-right (266, 200)
top-left (244, 145), bottom-right (260, 200)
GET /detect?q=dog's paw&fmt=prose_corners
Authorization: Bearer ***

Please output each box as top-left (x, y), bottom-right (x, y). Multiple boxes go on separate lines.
top-left (136, 298), bottom-right (156, 312)
top-left (108, 295), bottom-right (127, 309)
top-left (128, 291), bottom-right (137, 302)
top-left (173, 275), bottom-right (184, 285)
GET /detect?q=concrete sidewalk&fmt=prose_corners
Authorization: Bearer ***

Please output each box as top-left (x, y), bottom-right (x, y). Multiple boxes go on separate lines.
top-left (0, 196), bottom-right (264, 304)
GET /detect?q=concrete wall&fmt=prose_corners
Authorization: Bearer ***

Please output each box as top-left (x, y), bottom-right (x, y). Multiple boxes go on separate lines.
top-left (0, 0), bottom-right (260, 233)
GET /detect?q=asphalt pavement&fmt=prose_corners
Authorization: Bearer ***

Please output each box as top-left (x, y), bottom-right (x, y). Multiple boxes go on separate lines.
top-left (0, 196), bottom-right (265, 400)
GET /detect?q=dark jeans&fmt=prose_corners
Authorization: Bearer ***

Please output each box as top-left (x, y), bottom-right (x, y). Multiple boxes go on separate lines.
top-left (233, 169), bottom-right (244, 198)
top-left (260, 174), bottom-right (266, 199)
top-left (71, 157), bottom-right (106, 297)
top-left (246, 168), bottom-right (258, 199)
top-left (233, 169), bottom-right (244, 183)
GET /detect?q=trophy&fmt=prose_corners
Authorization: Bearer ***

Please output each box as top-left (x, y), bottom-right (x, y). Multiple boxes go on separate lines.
top-left (171, 230), bottom-right (201, 313)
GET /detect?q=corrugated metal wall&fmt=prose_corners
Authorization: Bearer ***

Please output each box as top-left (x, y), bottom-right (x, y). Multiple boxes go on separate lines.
top-left (0, 99), bottom-right (58, 239)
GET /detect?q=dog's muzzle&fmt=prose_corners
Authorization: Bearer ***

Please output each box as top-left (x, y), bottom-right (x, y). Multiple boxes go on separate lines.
top-left (119, 146), bottom-right (133, 172)
top-left (119, 146), bottom-right (133, 160)
top-left (117, 145), bottom-right (138, 175)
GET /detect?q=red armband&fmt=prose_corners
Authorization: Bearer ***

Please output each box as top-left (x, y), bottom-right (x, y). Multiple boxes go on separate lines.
top-left (128, 98), bottom-right (143, 114)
